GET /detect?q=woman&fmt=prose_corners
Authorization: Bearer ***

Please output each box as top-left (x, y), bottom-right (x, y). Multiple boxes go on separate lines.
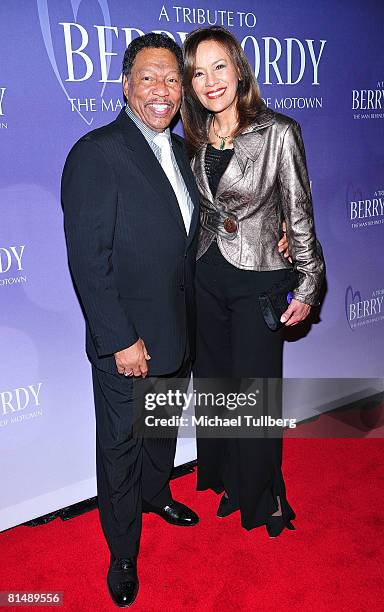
top-left (181, 26), bottom-right (325, 537)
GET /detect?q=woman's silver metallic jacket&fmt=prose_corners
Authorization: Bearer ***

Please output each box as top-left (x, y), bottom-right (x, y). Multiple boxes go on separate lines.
top-left (191, 106), bottom-right (325, 306)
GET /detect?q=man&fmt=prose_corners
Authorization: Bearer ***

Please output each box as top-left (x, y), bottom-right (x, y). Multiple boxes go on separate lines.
top-left (62, 32), bottom-right (290, 607)
top-left (62, 34), bottom-right (200, 607)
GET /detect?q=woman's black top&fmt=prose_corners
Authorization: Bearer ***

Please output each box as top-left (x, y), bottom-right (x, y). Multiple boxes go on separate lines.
top-left (204, 143), bottom-right (234, 198)
top-left (203, 144), bottom-right (234, 252)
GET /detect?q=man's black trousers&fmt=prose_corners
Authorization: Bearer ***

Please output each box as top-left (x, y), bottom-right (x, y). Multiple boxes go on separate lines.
top-left (92, 352), bottom-right (191, 558)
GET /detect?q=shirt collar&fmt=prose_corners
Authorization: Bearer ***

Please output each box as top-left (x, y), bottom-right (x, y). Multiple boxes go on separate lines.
top-left (125, 103), bottom-right (171, 144)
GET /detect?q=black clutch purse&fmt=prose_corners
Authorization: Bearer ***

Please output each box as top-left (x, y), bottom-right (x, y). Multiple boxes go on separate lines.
top-left (258, 270), bottom-right (300, 331)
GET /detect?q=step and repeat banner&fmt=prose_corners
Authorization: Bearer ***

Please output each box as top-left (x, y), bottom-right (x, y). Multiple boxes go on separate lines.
top-left (0, 0), bottom-right (383, 531)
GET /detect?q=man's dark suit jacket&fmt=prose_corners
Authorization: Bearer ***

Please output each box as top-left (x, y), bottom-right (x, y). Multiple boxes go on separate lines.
top-left (61, 109), bottom-right (200, 375)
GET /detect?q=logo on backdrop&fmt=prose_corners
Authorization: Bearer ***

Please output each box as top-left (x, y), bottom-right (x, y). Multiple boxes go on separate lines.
top-left (0, 246), bottom-right (27, 287)
top-left (352, 80), bottom-right (384, 120)
top-left (346, 184), bottom-right (384, 230)
top-left (0, 87), bottom-right (6, 115)
top-left (37, 0), bottom-right (113, 125)
top-left (0, 383), bottom-right (43, 428)
top-left (37, 1), bottom-right (327, 125)
top-left (345, 286), bottom-right (384, 330)
top-left (0, 87), bottom-right (7, 129)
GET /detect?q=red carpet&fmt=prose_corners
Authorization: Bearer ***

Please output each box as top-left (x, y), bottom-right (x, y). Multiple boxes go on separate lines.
top-left (1, 439), bottom-right (383, 612)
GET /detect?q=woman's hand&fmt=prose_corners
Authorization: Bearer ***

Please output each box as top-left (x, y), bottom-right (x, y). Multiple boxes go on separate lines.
top-left (277, 220), bottom-right (292, 263)
top-left (280, 299), bottom-right (311, 326)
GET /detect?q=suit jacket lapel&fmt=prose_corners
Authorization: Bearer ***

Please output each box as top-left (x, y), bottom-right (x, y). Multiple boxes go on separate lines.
top-left (214, 149), bottom-right (245, 200)
top-left (191, 140), bottom-right (252, 205)
top-left (193, 107), bottom-right (275, 202)
top-left (215, 130), bottom-right (269, 199)
top-left (171, 135), bottom-right (200, 246)
top-left (192, 143), bottom-right (213, 202)
top-left (117, 110), bottom-right (186, 234)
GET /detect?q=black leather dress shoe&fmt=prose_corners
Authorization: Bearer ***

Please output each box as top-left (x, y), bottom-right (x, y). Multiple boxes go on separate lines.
top-left (107, 557), bottom-right (139, 608)
top-left (217, 494), bottom-right (239, 518)
top-left (142, 499), bottom-right (199, 526)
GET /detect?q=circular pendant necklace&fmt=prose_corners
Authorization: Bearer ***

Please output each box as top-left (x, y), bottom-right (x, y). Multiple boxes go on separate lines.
top-left (212, 118), bottom-right (234, 150)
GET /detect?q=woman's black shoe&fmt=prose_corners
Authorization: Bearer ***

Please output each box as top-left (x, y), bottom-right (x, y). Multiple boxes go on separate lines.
top-left (266, 516), bottom-right (295, 538)
top-left (216, 494), bottom-right (239, 518)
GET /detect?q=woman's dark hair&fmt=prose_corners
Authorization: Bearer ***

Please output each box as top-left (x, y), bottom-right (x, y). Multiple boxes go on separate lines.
top-left (181, 26), bottom-right (263, 156)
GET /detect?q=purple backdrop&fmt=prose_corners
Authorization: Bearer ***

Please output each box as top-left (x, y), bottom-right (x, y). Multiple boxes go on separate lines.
top-left (0, 0), bottom-right (383, 530)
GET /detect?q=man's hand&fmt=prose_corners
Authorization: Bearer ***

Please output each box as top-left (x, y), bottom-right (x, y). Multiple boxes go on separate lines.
top-left (114, 338), bottom-right (151, 378)
top-left (280, 299), bottom-right (311, 326)
top-left (278, 221), bottom-right (292, 263)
